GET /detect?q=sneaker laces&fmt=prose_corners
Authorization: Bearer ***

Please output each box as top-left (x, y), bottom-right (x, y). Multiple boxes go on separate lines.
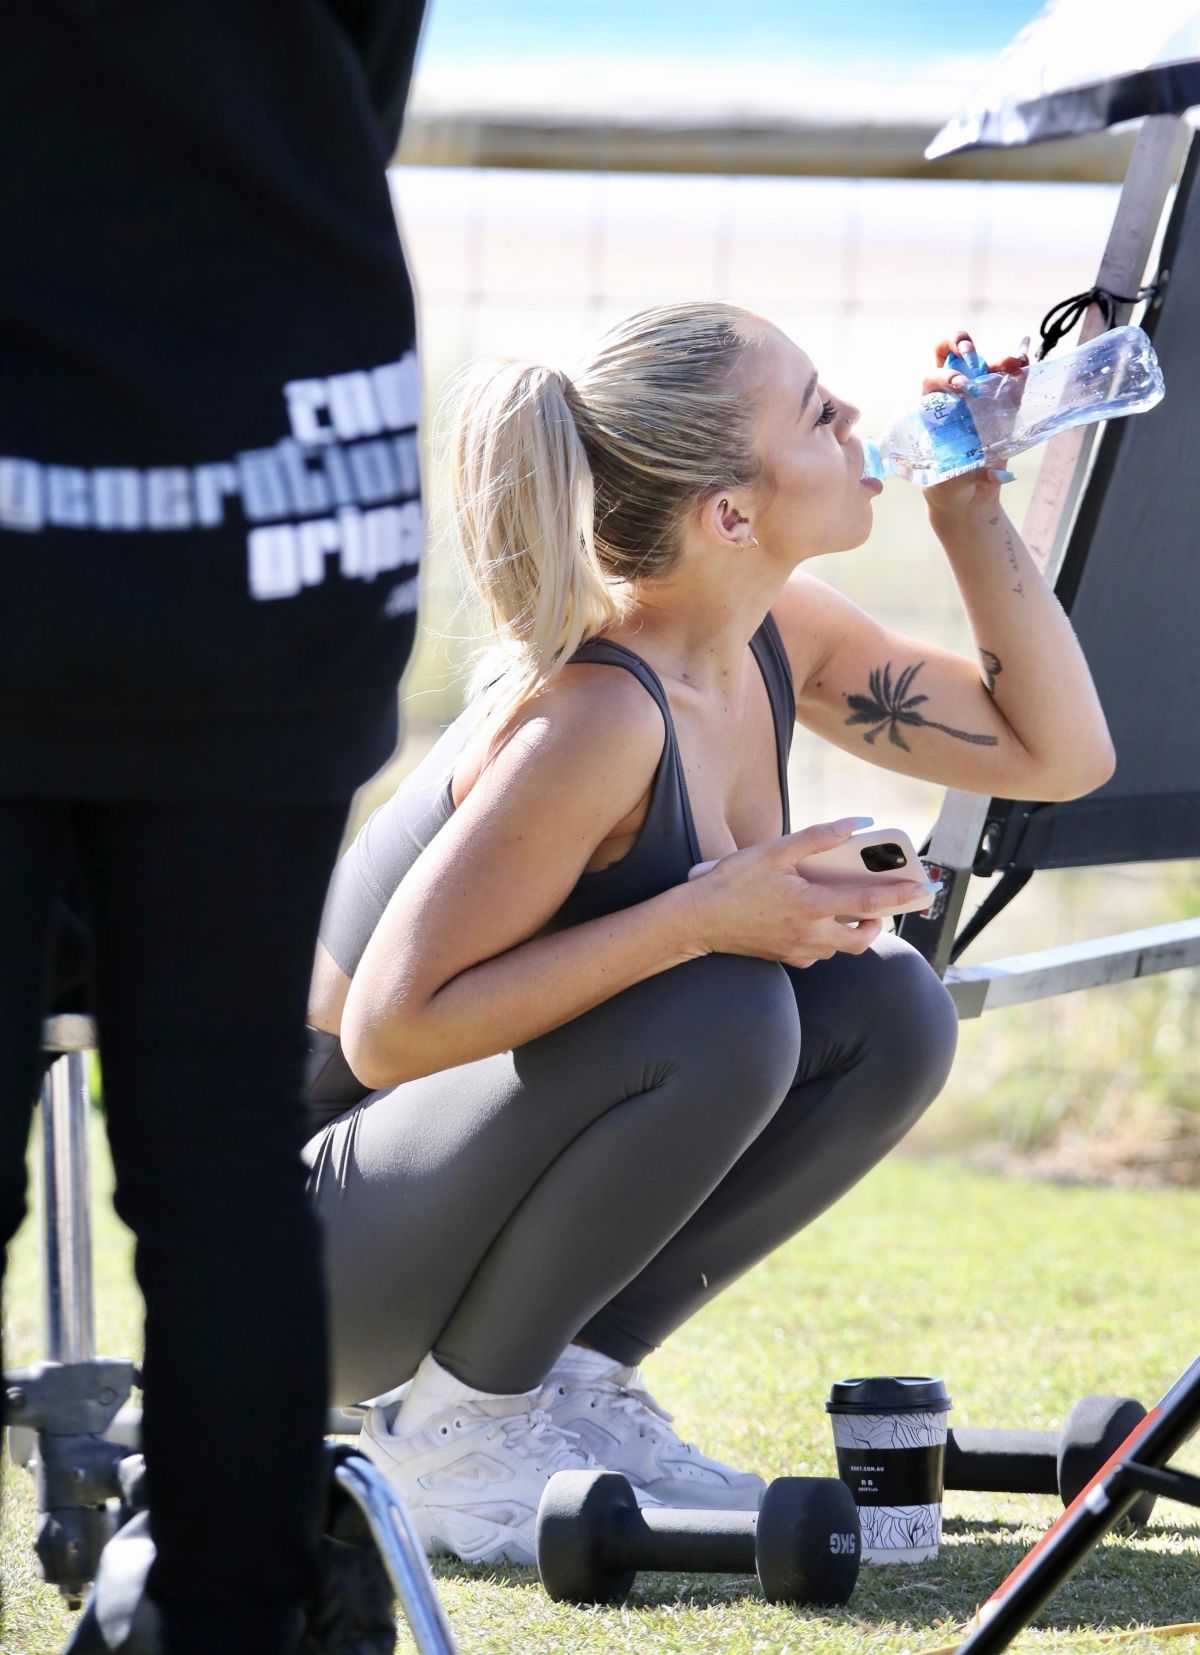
top-left (602, 1369), bottom-right (676, 1427)
top-left (548, 1366), bottom-right (684, 1442)
top-left (493, 1400), bottom-right (592, 1471)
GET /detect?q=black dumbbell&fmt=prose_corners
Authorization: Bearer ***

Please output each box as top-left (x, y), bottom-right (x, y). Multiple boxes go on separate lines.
top-left (945, 1394), bottom-right (1156, 1529)
top-left (536, 1469), bottom-right (860, 1608)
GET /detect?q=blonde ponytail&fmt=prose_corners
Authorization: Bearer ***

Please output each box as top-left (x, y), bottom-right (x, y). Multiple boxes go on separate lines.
top-left (446, 302), bottom-right (768, 747)
top-left (448, 360), bottom-right (625, 741)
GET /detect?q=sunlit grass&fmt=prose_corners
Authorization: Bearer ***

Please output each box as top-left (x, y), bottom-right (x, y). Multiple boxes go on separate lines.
top-left (4, 1141), bottom-right (1199, 1653)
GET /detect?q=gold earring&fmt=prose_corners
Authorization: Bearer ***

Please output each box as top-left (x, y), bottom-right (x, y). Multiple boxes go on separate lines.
top-left (746, 535), bottom-right (759, 550)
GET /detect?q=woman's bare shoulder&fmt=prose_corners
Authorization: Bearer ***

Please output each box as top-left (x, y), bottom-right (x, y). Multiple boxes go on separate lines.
top-left (512, 657), bottom-right (665, 765)
top-left (452, 656), bottom-right (665, 825)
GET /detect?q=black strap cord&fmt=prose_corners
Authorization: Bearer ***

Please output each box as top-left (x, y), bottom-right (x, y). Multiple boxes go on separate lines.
top-left (948, 868), bottom-right (1034, 965)
top-left (1036, 284), bottom-right (1159, 359)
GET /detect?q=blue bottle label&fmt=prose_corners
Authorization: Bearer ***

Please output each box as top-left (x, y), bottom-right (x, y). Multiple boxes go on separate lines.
top-left (920, 391), bottom-right (983, 474)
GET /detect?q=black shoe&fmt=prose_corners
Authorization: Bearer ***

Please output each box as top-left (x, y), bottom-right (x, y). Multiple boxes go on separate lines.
top-left (62, 1448), bottom-right (397, 1655)
top-left (299, 1448), bottom-right (398, 1655)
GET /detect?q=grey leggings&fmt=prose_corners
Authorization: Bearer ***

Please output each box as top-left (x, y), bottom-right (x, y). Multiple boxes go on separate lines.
top-left (306, 936), bottom-right (958, 1405)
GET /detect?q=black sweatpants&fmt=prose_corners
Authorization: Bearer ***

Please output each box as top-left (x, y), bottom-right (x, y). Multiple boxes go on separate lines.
top-left (1, 797), bottom-right (347, 1655)
top-left (308, 937), bottom-right (960, 1405)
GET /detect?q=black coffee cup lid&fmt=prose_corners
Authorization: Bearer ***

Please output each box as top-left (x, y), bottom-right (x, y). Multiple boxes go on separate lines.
top-left (826, 1376), bottom-right (952, 1414)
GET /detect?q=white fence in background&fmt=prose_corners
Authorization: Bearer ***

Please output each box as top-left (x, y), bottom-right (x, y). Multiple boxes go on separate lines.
top-left (390, 166), bottom-right (1126, 416)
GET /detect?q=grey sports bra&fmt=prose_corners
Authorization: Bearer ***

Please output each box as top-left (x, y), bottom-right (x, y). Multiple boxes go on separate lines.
top-left (307, 614), bottom-right (794, 1125)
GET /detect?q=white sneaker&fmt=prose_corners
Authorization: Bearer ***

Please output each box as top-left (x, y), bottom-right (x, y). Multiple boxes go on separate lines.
top-left (360, 1376), bottom-right (593, 1567)
top-left (543, 1359), bottom-right (766, 1510)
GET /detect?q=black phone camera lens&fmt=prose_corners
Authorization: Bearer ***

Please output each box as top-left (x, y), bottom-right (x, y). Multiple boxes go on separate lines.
top-left (860, 842), bottom-right (906, 874)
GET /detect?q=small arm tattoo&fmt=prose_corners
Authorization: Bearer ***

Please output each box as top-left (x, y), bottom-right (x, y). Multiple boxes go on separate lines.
top-left (1004, 529), bottom-right (1024, 597)
top-left (845, 660), bottom-right (1000, 753)
top-left (980, 648), bottom-right (1002, 697)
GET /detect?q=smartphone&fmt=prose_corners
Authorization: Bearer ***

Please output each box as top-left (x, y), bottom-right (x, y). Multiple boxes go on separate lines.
top-left (794, 827), bottom-right (933, 917)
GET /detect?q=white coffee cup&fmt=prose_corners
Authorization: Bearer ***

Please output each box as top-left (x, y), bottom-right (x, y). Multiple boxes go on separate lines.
top-left (826, 1376), bottom-right (952, 1563)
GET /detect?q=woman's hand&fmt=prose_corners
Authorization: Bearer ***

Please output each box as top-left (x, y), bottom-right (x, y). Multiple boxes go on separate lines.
top-left (920, 329), bottom-right (1030, 519)
top-left (683, 818), bottom-right (937, 969)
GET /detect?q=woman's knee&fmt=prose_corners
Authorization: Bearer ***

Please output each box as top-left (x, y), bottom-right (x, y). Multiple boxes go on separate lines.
top-left (799, 935), bottom-right (957, 1128)
top-left (646, 954), bottom-right (801, 1136)
top-left (529, 952), bottom-right (800, 1138)
top-left (859, 935), bottom-right (958, 1115)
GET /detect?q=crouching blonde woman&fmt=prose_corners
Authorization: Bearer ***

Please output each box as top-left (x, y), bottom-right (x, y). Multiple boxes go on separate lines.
top-left (302, 303), bottom-right (1115, 1567)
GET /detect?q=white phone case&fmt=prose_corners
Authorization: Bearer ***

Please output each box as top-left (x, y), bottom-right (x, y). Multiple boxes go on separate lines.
top-left (793, 827), bottom-right (932, 916)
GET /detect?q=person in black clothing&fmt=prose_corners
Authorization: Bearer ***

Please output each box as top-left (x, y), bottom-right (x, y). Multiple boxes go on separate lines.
top-left (1, 4), bottom-right (428, 1650)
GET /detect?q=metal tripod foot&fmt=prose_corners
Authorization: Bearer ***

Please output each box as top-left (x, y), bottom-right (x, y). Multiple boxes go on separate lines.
top-left (331, 1450), bottom-right (459, 1655)
top-left (3, 1023), bottom-right (134, 1603)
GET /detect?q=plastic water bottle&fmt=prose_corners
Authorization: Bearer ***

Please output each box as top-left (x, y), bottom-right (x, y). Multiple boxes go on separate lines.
top-left (860, 324), bottom-right (1165, 487)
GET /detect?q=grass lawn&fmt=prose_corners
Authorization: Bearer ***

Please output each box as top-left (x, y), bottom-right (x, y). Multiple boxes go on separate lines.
top-left (3, 1132), bottom-right (1199, 1654)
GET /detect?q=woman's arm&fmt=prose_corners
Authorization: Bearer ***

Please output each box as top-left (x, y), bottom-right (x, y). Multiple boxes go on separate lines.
top-left (348, 881), bottom-right (708, 1089)
top-left (774, 481), bottom-right (1116, 801)
top-left (340, 667), bottom-right (676, 1086)
top-left (340, 667), bottom-right (929, 1089)
top-left (926, 478), bottom-right (1115, 794)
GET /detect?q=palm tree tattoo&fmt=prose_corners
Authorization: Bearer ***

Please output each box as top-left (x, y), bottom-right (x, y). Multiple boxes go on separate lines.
top-left (845, 661), bottom-right (999, 752)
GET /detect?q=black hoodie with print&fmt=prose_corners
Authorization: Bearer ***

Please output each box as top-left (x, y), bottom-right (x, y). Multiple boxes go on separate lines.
top-left (1, 0), bottom-right (429, 801)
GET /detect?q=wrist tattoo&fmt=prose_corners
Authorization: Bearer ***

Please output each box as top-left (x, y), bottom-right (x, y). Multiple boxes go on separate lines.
top-left (980, 648), bottom-right (1002, 697)
top-left (845, 661), bottom-right (999, 752)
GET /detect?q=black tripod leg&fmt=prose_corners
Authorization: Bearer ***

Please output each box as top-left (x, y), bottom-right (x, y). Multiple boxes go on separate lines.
top-left (957, 1356), bottom-right (1200, 1654)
